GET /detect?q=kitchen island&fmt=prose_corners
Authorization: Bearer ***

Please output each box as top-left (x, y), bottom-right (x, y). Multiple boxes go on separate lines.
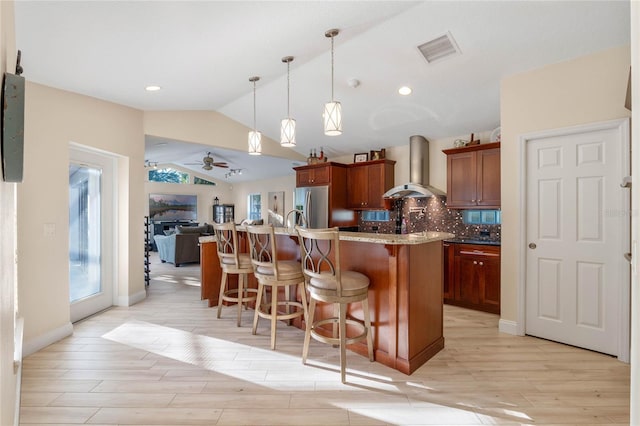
top-left (199, 229), bottom-right (452, 374)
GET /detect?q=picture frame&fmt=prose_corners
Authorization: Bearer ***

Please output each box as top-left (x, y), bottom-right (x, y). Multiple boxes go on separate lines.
top-left (354, 152), bottom-right (369, 163)
top-left (149, 193), bottom-right (197, 221)
top-left (267, 191), bottom-right (285, 226)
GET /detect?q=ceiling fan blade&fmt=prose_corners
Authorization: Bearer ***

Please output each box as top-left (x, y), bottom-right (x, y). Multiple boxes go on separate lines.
top-left (184, 162), bottom-right (203, 165)
top-left (213, 162), bottom-right (228, 168)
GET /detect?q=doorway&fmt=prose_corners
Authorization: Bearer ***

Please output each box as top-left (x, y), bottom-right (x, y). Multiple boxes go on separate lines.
top-left (521, 118), bottom-right (630, 361)
top-left (69, 146), bottom-right (116, 322)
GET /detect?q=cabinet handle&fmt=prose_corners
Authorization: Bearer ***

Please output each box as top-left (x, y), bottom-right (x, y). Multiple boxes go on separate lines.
top-left (479, 261), bottom-right (484, 266)
top-left (473, 260), bottom-right (478, 265)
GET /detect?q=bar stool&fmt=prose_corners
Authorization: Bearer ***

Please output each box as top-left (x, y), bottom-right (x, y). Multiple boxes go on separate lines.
top-left (212, 222), bottom-right (258, 327)
top-left (245, 224), bottom-right (308, 350)
top-left (296, 226), bottom-right (374, 383)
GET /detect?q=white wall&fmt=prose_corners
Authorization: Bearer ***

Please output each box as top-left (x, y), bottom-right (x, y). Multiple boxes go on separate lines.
top-left (0, 1), bottom-right (19, 423)
top-left (18, 82), bottom-right (145, 355)
top-left (500, 45), bottom-right (631, 325)
top-left (230, 174), bottom-right (296, 223)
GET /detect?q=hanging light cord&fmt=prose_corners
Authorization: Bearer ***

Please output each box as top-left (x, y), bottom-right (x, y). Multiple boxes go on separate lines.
top-left (287, 60), bottom-right (291, 118)
top-left (253, 79), bottom-right (257, 130)
top-left (330, 34), bottom-right (335, 102)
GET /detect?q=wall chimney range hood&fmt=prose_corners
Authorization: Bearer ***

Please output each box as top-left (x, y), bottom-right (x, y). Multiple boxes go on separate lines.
top-left (383, 135), bottom-right (445, 199)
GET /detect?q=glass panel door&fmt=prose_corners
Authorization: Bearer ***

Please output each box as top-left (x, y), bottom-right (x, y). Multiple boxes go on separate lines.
top-left (69, 164), bottom-right (101, 302)
top-left (69, 146), bottom-right (115, 322)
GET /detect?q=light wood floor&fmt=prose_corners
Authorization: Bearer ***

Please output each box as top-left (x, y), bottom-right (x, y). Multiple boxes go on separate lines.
top-left (19, 254), bottom-right (630, 425)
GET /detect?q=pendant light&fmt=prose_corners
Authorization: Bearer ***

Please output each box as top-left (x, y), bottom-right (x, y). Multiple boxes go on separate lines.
top-left (248, 76), bottom-right (262, 155)
top-left (280, 56), bottom-right (296, 147)
top-left (323, 28), bottom-right (342, 136)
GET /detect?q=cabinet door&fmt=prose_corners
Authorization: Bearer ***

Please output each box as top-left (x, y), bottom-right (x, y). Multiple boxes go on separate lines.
top-left (311, 165), bottom-right (330, 185)
top-left (479, 255), bottom-right (500, 313)
top-left (347, 165), bottom-right (368, 208)
top-left (477, 148), bottom-right (501, 208)
top-left (446, 152), bottom-right (477, 208)
top-left (455, 254), bottom-right (481, 305)
top-left (296, 164), bottom-right (330, 186)
top-left (366, 162), bottom-right (386, 209)
top-left (296, 169), bottom-right (312, 186)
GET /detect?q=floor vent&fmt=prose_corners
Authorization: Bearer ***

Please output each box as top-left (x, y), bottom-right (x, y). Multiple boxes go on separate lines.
top-left (417, 32), bottom-right (460, 63)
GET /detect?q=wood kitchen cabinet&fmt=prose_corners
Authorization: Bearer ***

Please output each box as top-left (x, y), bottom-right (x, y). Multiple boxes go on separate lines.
top-left (444, 243), bottom-right (500, 314)
top-left (293, 162), bottom-right (355, 227)
top-left (294, 162), bottom-right (331, 186)
top-left (442, 142), bottom-right (500, 209)
top-left (346, 159), bottom-right (395, 209)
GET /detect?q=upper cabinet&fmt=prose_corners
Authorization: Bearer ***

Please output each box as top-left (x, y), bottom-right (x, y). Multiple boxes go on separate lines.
top-left (293, 162), bottom-right (354, 227)
top-left (294, 162), bottom-right (331, 186)
top-left (346, 159), bottom-right (395, 209)
top-left (442, 142), bottom-right (500, 209)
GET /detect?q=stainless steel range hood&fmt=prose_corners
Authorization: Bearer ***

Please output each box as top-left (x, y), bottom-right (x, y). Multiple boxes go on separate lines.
top-left (383, 135), bottom-right (445, 198)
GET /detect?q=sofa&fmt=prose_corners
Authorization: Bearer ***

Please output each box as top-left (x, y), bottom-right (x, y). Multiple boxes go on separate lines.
top-left (153, 224), bottom-right (213, 267)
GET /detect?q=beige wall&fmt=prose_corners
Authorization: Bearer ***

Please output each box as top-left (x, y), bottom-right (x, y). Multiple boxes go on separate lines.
top-left (230, 174), bottom-right (297, 224)
top-left (144, 110), bottom-right (306, 162)
top-left (500, 45), bottom-right (631, 325)
top-left (18, 82), bottom-right (145, 354)
top-left (0, 1), bottom-right (18, 423)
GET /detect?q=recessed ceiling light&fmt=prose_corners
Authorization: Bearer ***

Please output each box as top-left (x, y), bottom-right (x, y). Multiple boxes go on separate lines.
top-left (145, 85), bottom-right (161, 92)
top-left (398, 86), bottom-right (412, 96)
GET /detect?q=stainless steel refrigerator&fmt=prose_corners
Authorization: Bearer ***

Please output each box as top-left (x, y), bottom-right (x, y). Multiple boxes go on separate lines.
top-left (293, 186), bottom-right (329, 228)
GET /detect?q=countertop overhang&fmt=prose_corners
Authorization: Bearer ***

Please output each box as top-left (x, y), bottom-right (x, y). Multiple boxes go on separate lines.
top-left (200, 228), bottom-right (453, 246)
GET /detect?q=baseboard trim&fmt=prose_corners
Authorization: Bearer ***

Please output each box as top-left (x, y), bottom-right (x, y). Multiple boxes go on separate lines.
top-left (117, 289), bottom-right (147, 307)
top-left (499, 318), bottom-right (519, 335)
top-left (23, 321), bottom-right (73, 357)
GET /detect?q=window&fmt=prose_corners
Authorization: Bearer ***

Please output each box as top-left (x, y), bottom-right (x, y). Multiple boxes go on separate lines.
top-left (361, 210), bottom-right (390, 221)
top-left (148, 168), bottom-right (189, 184)
top-left (193, 176), bottom-right (216, 186)
top-left (248, 193), bottom-right (261, 220)
top-left (462, 210), bottom-right (501, 225)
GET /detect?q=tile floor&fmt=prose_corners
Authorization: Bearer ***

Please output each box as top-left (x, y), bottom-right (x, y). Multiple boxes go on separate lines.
top-left (19, 254), bottom-right (630, 425)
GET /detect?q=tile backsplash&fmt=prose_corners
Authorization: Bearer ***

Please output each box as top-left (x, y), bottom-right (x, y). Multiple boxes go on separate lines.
top-left (358, 195), bottom-right (501, 242)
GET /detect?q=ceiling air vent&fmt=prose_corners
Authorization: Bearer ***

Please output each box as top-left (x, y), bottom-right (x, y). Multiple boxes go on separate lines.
top-left (417, 32), bottom-right (460, 63)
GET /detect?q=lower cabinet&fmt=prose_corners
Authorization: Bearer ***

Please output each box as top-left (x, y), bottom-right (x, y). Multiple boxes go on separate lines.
top-left (443, 243), bottom-right (500, 314)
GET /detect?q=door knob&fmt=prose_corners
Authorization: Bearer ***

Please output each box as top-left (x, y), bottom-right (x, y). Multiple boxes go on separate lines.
top-left (529, 243), bottom-right (537, 249)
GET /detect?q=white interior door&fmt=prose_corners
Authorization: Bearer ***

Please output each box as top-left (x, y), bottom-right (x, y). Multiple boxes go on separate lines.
top-left (525, 121), bottom-right (629, 357)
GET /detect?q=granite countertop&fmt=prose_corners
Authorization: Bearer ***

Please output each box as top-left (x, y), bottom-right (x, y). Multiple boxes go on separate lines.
top-left (444, 237), bottom-right (501, 246)
top-left (200, 227), bottom-right (453, 246)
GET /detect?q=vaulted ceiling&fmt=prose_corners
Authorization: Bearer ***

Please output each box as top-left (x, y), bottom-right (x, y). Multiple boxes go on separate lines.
top-left (14, 1), bottom-right (631, 182)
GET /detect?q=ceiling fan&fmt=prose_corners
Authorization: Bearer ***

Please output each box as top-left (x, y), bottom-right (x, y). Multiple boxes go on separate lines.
top-left (184, 152), bottom-right (229, 171)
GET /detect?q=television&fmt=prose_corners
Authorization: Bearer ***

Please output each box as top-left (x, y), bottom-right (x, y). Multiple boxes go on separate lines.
top-left (149, 193), bottom-right (197, 221)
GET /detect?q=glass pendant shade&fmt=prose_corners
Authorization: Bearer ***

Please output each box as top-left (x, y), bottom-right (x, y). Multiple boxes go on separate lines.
top-left (323, 101), bottom-right (342, 136)
top-left (280, 56), bottom-right (296, 147)
top-left (324, 29), bottom-right (342, 136)
top-left (248, 130), bottom-right (262, 155)
top-left (248, 76), bottom-right (261, 155)
top-left (280, 118), bottom-right (296, 147)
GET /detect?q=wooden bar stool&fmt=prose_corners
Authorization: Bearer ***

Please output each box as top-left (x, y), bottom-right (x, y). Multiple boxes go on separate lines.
top-left (296, 226), bottom-right (374, 383)
top-left (212, 222), bottom-right (258, 327)
top-left (245, 224), bottom-right (308, 350)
